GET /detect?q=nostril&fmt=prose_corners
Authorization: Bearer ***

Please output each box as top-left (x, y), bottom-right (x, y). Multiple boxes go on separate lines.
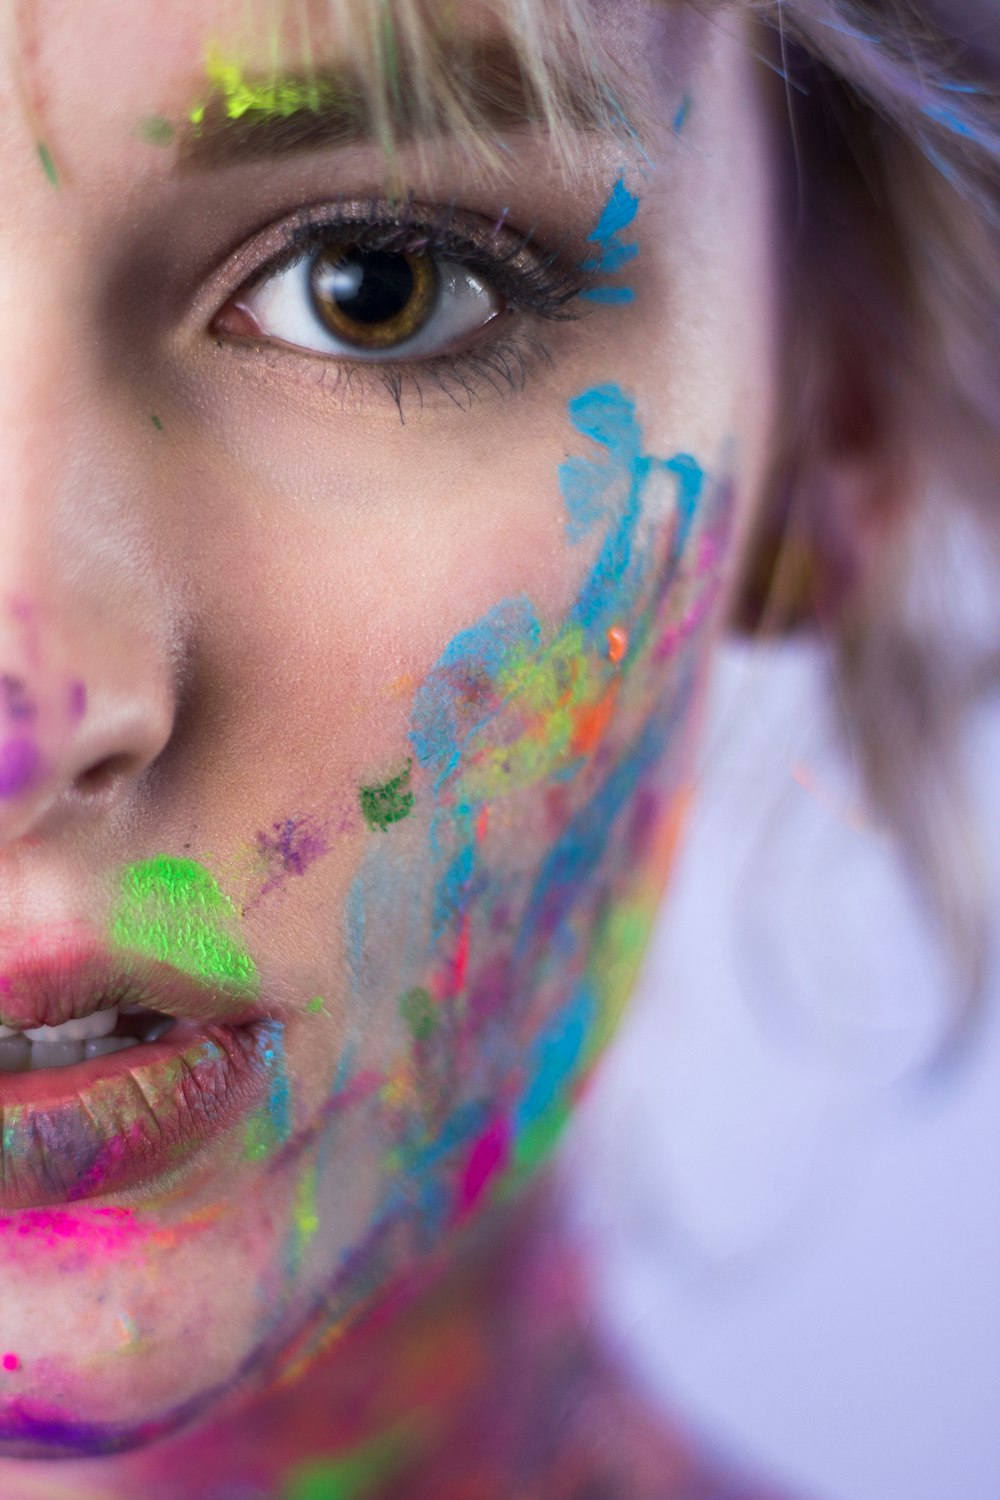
top-left (74, 754), bottom-right (133, 799)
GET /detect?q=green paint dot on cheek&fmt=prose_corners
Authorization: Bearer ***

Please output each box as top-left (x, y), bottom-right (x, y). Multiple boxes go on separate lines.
top-left (110, 856), bottom-right (258, 992)
top-left (360, 759), bottom-right (415, 832)
top-left (139, 114), bottom-right (175, 145)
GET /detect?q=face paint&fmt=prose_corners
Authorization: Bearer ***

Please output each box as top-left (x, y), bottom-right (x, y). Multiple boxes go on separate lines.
top-left (359, 762), bottom-right (415, 833)
top-left (189, 51), bottom-right (338, 130)
top-left (0, 738), bottom-right (42, 799)
top-left (110, 856), bottom-right (258, 994)
top-left (580, 179), bottom-right (640, 304)
top-left (254, 817), bottom-right (330, 900)
top-left (262, 382), bottom-right (732, 1393)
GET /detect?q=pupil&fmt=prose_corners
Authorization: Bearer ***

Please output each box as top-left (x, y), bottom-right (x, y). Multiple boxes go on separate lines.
top-left (323, 250), bottom-right (415, 327)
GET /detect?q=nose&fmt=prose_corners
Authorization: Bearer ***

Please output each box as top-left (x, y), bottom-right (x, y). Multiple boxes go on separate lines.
top-left (0, 287), bottom-right (176, 848)
top-left (0, 621), bottom-right (175, 846)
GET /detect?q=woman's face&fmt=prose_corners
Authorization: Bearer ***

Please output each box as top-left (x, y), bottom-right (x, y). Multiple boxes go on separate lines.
top-left (0, 0), bottom-right (778, 1459)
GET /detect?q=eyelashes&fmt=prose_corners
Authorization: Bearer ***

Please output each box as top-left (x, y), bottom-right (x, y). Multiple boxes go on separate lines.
top-left (209, 197), bottom-right (594, 417)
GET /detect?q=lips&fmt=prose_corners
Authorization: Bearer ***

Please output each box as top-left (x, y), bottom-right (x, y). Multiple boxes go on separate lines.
top-left (0, 940), bottom-right (282, 1209)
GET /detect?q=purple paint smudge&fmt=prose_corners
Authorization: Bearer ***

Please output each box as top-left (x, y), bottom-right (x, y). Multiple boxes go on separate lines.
top-left (255, 815), bottom-right (329, 897)
top-left (0, 676), bottom-right (36, 724)
top-left (68, 679), bottom-right (88, 723)
top-left (0, 737), bottom-right (42, 798)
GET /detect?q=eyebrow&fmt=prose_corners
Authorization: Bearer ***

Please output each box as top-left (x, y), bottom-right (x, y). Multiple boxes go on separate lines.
top-left (178, 38), bottom-right (622, 172)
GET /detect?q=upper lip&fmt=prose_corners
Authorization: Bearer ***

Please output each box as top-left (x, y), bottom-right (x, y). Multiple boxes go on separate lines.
top-left (0, 937), bottom-right (264, 1031)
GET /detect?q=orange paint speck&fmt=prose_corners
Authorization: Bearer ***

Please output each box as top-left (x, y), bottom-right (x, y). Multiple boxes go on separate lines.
top-left (572, 691), bottom-right (617, 756)
top-left (607, 625), bottom-right (629, 665)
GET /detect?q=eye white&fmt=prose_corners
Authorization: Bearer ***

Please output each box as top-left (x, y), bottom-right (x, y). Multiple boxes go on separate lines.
top-left (241, 251), bottom-right (502, 362)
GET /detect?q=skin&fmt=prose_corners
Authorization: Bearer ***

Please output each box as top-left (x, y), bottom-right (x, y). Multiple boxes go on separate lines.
top-left (0, 0), bottom-right (783, 1494)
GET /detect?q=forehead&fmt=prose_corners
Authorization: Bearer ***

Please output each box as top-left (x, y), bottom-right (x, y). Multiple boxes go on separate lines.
top-left (0, 0), bottom-right (570, 130)
top-left (0, 0), bottom-right (687, 175)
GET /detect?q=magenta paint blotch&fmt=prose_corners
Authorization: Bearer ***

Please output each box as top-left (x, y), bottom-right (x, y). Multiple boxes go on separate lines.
top-left (0, 736), bottom-right (42, 797)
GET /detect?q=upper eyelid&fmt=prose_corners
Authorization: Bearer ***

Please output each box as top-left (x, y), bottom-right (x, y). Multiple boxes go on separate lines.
top-left (191, 198), bottom-right (594, 333)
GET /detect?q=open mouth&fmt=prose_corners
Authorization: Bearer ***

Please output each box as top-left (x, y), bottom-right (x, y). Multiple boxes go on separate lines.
top-left (0, 1004), bottom-right (178, 1072)
top-left (0, 945), bottom-right (281, 1210)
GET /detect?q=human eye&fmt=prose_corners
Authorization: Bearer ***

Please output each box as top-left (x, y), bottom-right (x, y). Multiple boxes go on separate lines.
top-left (212, 198), bottom-right (588, 371)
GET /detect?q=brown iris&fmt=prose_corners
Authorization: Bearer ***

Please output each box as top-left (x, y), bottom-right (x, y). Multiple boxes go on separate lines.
top-left (309, 246), bottom-right (439, 351)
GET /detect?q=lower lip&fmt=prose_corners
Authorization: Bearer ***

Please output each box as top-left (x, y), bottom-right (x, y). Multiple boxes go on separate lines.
top-left (0, 1019), bottom-right (279, 1209)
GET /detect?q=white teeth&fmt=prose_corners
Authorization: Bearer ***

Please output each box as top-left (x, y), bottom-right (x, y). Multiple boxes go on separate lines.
top-left (0, 1008), bottom-right (179, 1074)
top-left (25, 1009), bottom-right (119, 1043)
top-left (0, 1036), bottom-right (30, 1071)
top-left (30, 1039), bottom-right (85, 1069)
top-left (84, 1036), bottom-right (139, 1060)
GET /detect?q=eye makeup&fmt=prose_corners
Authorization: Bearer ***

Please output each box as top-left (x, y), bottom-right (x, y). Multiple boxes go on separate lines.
top-left (205, 196), bottom-right (604, 416)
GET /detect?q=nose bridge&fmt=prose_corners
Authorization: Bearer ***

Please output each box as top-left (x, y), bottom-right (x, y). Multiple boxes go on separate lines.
top-left (0, 262), bottom-right (177, 841)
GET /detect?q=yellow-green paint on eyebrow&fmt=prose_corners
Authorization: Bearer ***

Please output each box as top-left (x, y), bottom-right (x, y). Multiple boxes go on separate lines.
top-left (189, 49), bottom-right (341, 129)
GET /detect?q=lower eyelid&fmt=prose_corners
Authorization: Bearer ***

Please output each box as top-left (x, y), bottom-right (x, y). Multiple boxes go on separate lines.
top-left (204, 320), bottom-right (556, 420)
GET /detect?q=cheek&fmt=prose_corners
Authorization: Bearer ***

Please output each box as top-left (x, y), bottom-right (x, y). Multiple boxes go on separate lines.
top-left (340, 382), bottom-right (735, 1222)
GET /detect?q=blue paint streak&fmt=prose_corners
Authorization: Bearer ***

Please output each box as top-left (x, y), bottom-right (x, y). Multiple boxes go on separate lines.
top-left (410, 596), bottom-right (539, 786)
top-left (673, 93), bottom-right (692, 133)
top-left (515, 986), bottom-right (596, 1130)
top-left (262, 1020), bottom-right (292, 1145)
top-left (587, 176), bottom-right (640, 243)
top-left (581, 175), bottom-right (640, 302)
top-left (580, 285), bottom-right (636, 305)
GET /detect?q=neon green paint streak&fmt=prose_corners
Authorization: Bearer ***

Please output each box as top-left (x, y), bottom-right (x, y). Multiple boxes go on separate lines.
top-left (36, 142), bottom-right (58, 187)
top-left (307, 996), bottom-right (325, 1014)
top-left (284, 1431), bottom-right (408, 1500)
top-left (360, 760), bottom-right (415, 832)
top-left (150, 413), bottom-right (164, 432)
top-left (513, 1098), bottom-right (572, 1176)
top-left (111, 857), bottom-right (258, 993)
top-left (191, 50), bottom-right (340, 128)
top-left (244, 1109), bottom-right (276, 1162)
top-left (293, 1162), bottom-right (320, 1258)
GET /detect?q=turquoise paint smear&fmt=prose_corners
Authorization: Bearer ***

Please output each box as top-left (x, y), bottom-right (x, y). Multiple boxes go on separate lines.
top-left (245, 1020), bottom-right (292, 1160)
top-left (579, 285), bottom-right (635, 305)
top-left (515, 986), bottom-right (596, 1132)
top-left (581, 176), bottom-right (640, 303)
top-left (342, 384), bottom-right (719, 1225)
top-left (404, 384), bottom-right (706, 999)
top-left (410, 597), bottom-right (539, 787)
top-left (673, 93), bottom-right (692, 133)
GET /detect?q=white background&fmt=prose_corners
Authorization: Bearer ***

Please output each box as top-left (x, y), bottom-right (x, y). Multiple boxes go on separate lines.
top-left (568, 640), bottom-right (1000, 1500)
